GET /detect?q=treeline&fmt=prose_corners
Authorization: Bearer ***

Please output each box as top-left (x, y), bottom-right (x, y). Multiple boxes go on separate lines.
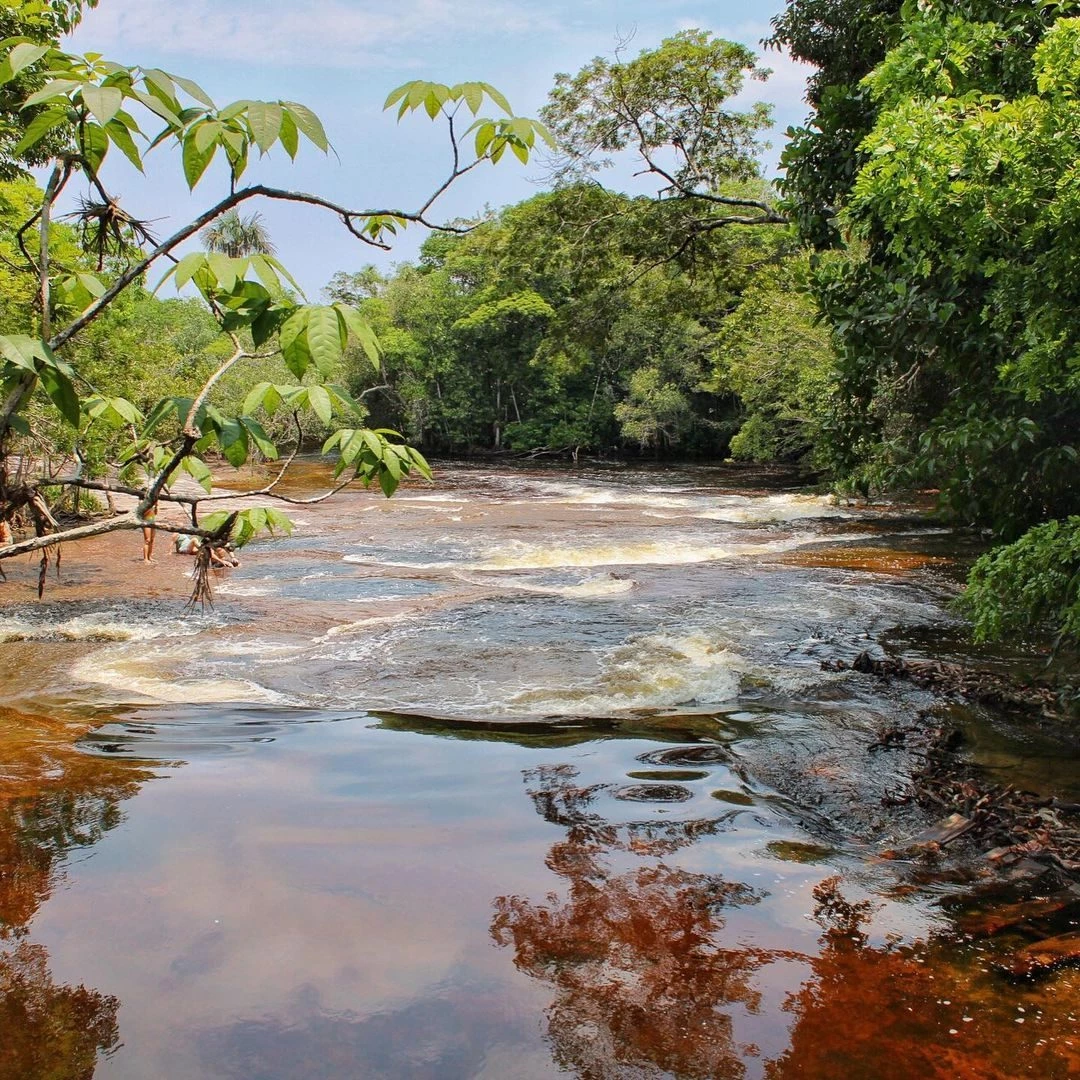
top-left (330, 186), bottom-right (833, 463)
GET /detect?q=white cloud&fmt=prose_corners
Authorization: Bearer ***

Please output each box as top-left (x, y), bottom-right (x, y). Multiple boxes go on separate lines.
top-left (68, 0), bottom-right (560, 68)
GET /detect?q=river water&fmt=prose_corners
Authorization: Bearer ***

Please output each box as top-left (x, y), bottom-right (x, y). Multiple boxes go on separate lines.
top-left (0, 462), bottom-right (1077, 1079)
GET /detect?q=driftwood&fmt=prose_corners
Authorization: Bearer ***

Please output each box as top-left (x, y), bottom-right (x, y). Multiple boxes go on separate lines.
top-left (825, 651), bottom-right (1061, 717)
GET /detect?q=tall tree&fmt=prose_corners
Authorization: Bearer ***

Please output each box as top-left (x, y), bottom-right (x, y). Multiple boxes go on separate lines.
top-left (199, 210), bottom-right (276, 257)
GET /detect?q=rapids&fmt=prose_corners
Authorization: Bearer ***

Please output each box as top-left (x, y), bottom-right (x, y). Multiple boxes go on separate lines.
top-left (0, 461), bottom-right (1077, 1079)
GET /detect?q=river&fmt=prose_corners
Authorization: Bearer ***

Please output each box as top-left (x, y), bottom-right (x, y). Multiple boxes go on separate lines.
top-left (0, 461), bottom-right (1077, 1078)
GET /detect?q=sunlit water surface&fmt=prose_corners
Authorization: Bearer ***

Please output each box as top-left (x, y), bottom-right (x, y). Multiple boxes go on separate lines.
top-left (1, 462), bottom-right (1077, 1079)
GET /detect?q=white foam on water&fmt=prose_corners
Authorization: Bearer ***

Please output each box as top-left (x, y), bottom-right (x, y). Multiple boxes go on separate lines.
top-left (507, 630), bottom-right (746, 714)
top-left (451, 570), bottom-right (637, 598)
top-left (345, 540), bottom-right (737, 571)
top-left (71, 644), bottom-right (288, 705)
top-left (508, 486), bottom-right (696, 511)
top-left (0, 613), bottom-right (200, 644)
top-left (318, 614), bottom-right (411, 640)
top-left (345, 531), bottom-right (876, 573)
top-left (391, 493), bottom-right (466, 504)
top-left (213, 583), bottom-right (274, 597)
top-left (695, 493), bottom-right (852, 523)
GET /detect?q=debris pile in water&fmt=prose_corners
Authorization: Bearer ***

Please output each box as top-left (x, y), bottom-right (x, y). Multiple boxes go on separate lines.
top-left (823, 650), bottom-right (1063, 717)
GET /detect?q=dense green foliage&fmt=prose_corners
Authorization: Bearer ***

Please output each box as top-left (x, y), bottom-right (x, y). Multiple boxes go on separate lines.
top-left (331, 187), bottom-right (830, 460)
top-left (770, 0), bottom-right (1080, 644)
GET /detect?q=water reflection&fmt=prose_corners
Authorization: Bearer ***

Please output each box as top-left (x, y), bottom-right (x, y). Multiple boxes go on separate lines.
top-left (493, 764), bottom-right (777, 1079)
top-left (0, 942), bottom-right (120, 1078)
top-left (0, 707), bottom-right (154, 1078)
top-left (495, 761), bottom-right (1080, 1080)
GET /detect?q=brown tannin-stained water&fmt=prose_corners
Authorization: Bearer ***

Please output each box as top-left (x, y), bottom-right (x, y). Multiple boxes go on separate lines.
top-left (0, 462), bottom-right (1078, 1079)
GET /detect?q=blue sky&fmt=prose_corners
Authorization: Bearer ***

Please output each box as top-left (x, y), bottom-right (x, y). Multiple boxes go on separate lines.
top-left (65, 1), bottom-right (813, 297)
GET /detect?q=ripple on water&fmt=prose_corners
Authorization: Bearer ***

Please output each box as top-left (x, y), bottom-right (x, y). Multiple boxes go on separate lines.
top-left (613, 783), bottom-right (695, 803)
top-left (637, 745), bottom-right (735, 767)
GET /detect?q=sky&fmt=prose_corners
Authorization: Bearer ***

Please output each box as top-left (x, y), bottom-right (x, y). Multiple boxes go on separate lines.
top-left (64, 0), bottom-right (813, 298)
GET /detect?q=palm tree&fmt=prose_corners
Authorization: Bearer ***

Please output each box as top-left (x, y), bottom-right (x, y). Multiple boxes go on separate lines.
top-left (200, 210), bottom-right (276, 257)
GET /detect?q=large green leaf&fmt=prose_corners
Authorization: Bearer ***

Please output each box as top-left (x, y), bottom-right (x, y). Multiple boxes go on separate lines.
top-left (306, 384), bottom-right (333, 425)
top-left (13, 106), bottom-right (67, 153)
top-left (182, 132), bottom-right (216, 188)
top-left (247, 101), bottom-right (283, 154)
top-left (305, 306), bottom-right (346, 376)
top-left (333, 303), bottom-right (381, 368)
top-left (81, 83), bottom-right (123, 125)
top-left (37, 365), bottom-right (80, 427)
top-left (4, 42), bottom-right (49, 80)
top-left (282, 101), bottom-right (328, 151)
top-left (181, 454), bottom-right (213, 493)
top-left (279, 309), bottom-right (312, 378)
top-left (217, 418), bottom-right (249, 467)
top-left (79, 121), bottom-right (109, 173)
top-left (105, 118), bottom-right (143, 170)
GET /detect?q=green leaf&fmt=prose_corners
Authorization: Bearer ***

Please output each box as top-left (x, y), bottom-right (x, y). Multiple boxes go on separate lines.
top-left (169, 251), bottom-right (207, 291)
top-left (105, 117), bottom-right (143, 170)
top-left (306, 384), bottom-right (333, 425)
top-left (278, 109), bottom-right (298, 159)
top-left (6, 42), bottom-right (49, 77)
top-left (76, 271), bottom-right (106, 298)
top-left (306, 306), bottom-right (346, 376)
top-left (242, 381), bottom-right (278, 416)
top-left (360, 429), bottom-right (384, 459)
top-left (182, 132), bottom-right (216, 188)
top-left (193, 118), bottom-right (221, 154)
top-left (264, 507), bottom-right (293, 535)
top-left (79, 121), bottom-right (109, 173)
top-left (333, 303), bottom-right (381, 368)
top-left (473, 120), bottom-right (495, 157)
top-left (130, 88), bottom-right (181, 128)
top-left (481, 82), bottom-right (512, 115)
top-left (406, 446), bottom-right (434, 481)
top-left (21, 78), bottom-right (81, 108)
top-left (80, 83), bottom-right (123, 125)
top-left (240, 416), bottom-right (278, 459)
top-left (247, 101), bottom-right (283, 154)
top-left (217, 418), bottom-right (249, 467)
top-left (279, 309), bottom-right (312, 378)
top-left (142, 69), bottom-right (176, 101)
top-left (282, 101), bottom-right (328, 151)
top-left (13, 107), bottom-right (67, 154)
top-left (383, 83), bottom-right (411, 110)
top-left (181, 454), bottom-right (213, 493)
top-left (462, 83), bottom-right (483, 115)
top-left (38, 365), bottom-right (80, 427)
top-left (378, 466), bottom-right (398, 497)
top-left (168, 71), bottom-right (215, 108)
top-left (207, 253), bottom-right (245, 293)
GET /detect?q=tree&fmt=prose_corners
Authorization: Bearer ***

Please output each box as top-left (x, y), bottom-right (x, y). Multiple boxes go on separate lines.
top-left (200, 209), bottom-right (276, 257)
top-left (781, 0), bottom-right (1080, 640)
top-left (0, 3), bottom-right (552, 595)
top-left (541, 30), bottom-right (786, 268)
top-left (0, 0), bottom-right (98, 180)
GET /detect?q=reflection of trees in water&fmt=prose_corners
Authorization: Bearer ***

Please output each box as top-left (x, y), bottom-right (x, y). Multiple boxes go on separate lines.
top-left (0, 941), bottom-right (120, 1079)
top-left (492, 763), bottom-right (1069, 1080)
top-left (0, 708), bottom-right (153, 1077)
top-left (492, 765), bottom-right (778, 1079)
